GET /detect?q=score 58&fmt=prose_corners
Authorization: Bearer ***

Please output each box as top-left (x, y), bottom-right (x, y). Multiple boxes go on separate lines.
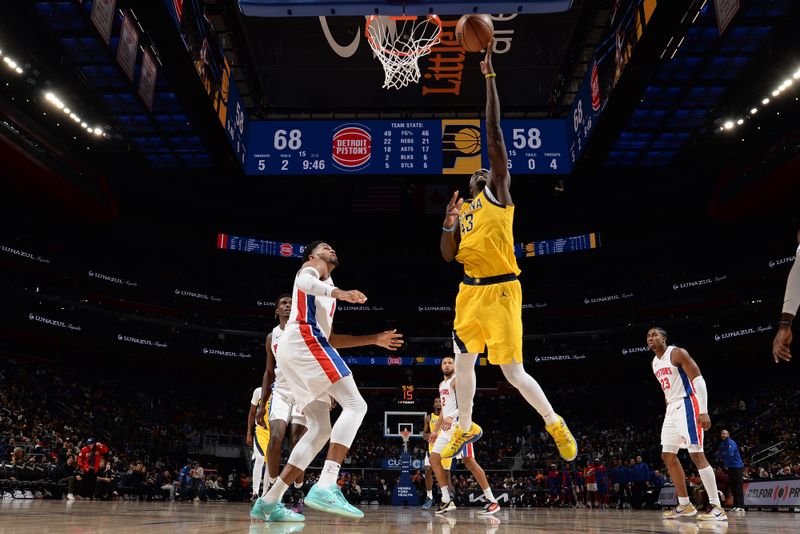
top-left (511, 128), bottom-right (542, 149)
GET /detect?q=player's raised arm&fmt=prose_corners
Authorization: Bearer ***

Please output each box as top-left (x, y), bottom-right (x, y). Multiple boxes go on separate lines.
top-left (482, 43), bottom-right (512, 204)
top-left (440, 190), bottom-right (463, 262)
top-left (328, 329), bottom-right (404, 350)
top-left (773, 231), bottom-right (800, 363)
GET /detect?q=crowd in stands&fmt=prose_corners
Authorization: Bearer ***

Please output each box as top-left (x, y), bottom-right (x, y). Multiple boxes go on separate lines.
top-left (2, 352), bottom-right (798, 509)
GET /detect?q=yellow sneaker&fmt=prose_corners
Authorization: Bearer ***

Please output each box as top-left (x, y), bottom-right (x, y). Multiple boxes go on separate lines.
top-left (440, 422), bottom-right (482, 459)
top-left (663, 503), bottom-right (698, 519)
top-left (544, 414), bottom-right (578, 461)
top-left (697, 505), bottom-right (727, 521)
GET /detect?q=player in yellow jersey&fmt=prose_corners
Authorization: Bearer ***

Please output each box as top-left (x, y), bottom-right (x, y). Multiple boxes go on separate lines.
top-left (439, 43), bottom-right (577, 462)
top-left (247, 386), bottom-right (271, 499)
top-left (421, 397), bottom-right (443, 509)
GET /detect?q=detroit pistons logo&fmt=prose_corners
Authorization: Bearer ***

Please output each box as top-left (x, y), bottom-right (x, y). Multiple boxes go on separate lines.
top-left (332, 124), bottom-right (371, 171)
top-left (590, 62), bottom-right (601, 112)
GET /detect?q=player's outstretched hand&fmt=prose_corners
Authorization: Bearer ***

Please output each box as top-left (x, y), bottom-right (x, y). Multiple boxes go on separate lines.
top-left (443, 190), bottom-right (463, 228)
top-left (480, 40), bottom-right (495, 76)
top-left (441, 417), bottom-right (454, 431)
top-left (697, 414), bottom-right (711, 431)
top-left (332, 288), bottom-right (367, 304)
top-left (255, 404), bottom-right (268, 428)
top-left (772, 327), bottom-right (793, 363)
top-left (375, 329), bottom-right (404, 350)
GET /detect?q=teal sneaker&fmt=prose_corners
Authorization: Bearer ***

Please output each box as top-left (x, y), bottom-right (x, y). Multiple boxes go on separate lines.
top-left (304, 484), bottom-right (364, 519)
top-left (250, 499), bottom-right (305, 522)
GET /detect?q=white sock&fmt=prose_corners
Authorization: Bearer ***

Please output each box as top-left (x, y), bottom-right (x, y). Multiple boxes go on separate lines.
top-left (441, 486), bottom-right (451, 503)
top-left (427, 490), bottom-right (433, 499)
top-left (317, 460), bottom-right (341, 488)
top-left (455, 353), bottom-right (478, 431)
top-left (500, 363), bottom-right (558, 425)
top-left (698, 466), bottom-right (720, 506)
top-left (269, 477), bottom-right (276, 486)
top-left (293, 481), bottom-right (303, 489)
top-left (483, 488), bottom-right (496, 502)
top-left (678, 496), bottom-right (690, 506)
top-left (261, 477), bottom-right (288, 504)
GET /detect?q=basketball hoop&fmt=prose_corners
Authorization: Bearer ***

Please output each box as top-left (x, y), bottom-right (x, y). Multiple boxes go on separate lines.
top-left (365, 15), bottom-right (442, 90)
top-left (400, 429), bottom-right (411, 443)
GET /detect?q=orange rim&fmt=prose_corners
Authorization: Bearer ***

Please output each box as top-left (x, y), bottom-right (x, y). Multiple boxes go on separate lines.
top-left (365, 14), bottom-right (442, 58)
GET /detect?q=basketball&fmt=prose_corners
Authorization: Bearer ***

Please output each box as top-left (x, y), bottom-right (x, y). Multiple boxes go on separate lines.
top-left (456, 14), bottom-right (494, 53)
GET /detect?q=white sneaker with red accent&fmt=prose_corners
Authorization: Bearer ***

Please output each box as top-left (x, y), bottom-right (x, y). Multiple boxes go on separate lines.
top-left (479, 501), bottom-right (500, 515)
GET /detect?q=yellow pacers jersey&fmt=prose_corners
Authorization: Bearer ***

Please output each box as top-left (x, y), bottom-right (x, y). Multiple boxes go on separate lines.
top-left (428, 412), bottom-right (440, 453)
top-left (455, 188), bottom-right (521, 279)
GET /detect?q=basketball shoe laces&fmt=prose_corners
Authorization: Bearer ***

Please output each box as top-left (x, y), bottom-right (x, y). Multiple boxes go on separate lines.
top-left (550, 423), bottom-right (572, 448)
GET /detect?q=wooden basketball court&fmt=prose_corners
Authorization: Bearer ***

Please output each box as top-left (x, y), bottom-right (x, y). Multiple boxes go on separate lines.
top-left (1, 501), bottom-right (798, 533)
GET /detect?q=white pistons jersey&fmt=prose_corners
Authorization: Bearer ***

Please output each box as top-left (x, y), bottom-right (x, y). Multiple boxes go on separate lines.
top-left (271, 325), bottom-right (290, 395)
top-left (286, 269), bottom-right (336, 339)
top-left (439, 375), bottom-right (458, 421)
top-left (274, 268), bottom-right (351, 412)
top-left (652, 346), bottom-right (695, 404)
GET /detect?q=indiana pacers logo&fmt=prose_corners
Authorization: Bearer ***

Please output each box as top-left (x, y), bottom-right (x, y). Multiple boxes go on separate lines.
top-left (442, 120), bottom-right (482, 174)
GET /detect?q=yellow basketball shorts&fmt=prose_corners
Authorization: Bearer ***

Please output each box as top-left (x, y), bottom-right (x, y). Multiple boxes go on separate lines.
top-left (254, 424), bottom-right (270, 457)
top-left (452, 279), bottom-right (523, 364)
top-left (254, 396), bottom-right (271, 457)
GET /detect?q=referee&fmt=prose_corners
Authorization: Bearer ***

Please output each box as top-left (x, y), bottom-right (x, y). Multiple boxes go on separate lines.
top-left (717, 429), bottom-right (745, 512)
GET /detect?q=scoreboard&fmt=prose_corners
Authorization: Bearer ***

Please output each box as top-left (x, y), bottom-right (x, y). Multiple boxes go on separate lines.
top-left (244, 119), bottom-right (570, 175)
top-left (515, 232), bottom-right (600, 258)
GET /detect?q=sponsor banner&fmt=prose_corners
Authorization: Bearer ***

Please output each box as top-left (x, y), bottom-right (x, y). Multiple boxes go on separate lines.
top-left (583, 292), bottom-right (634, 305)
top-left (28, 313), bottom-right (81, 332)
top-left (1, 244), bottom-right (50, 264)
top-left (174, 288), bottom-right (222, 302)
top-left (714, 325), bottom-right (773, 342)
top-left (382, 458), bottom-right (424, 470)
top-left (88, 270), bottom-right (138, 287)
top-left (90, 0), bottom-right (116, 45)
top-left (217, 233), bottom-right (305, 259)
top-left (138, 48), bottom-right (158, 111)
top-left (672, 275), bottom-right (728, 291)
top-left (338, 305), bottom-right (384, 312)
top-left (116, 11), bottom-right (139, 81)
top-left (417, 305), bottom-right (453, 312)
top-left (621, 346), bottom-right (649, 356)
top-left (202, 347), bottom-right (251, 359)
top-left (255, 300), bottom-right (276, 308)
top-left (522, 302), bottom-right (548, 310)
top-left (744, 479), bottom-right (800, 507)
top-left (243, 14), bottom-right (572, 110)
top-left (117, 334), bottom-right (167, 349)
top-left (532, 354), bottom-right (587, 363)
top-left (464, 490), bottom-right (512, 506)
top-left (768, 255), bottom-right (796, 269)
top-left (657, 485), bottom-right (677, 506)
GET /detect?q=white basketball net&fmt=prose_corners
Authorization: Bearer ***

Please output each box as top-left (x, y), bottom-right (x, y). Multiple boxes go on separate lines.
top-left (366, 15), bottom-right (442, 90)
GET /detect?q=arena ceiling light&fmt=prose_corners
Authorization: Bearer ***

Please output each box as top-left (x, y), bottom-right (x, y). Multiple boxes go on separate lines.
top-left (44, 91), bottom-right (105, 139)
top-left (718, 64), bottom-right (800, 134)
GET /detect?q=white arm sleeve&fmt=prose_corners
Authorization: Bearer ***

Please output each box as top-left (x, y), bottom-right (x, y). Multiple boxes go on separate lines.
top-left (692, 375), bottom-right (708, 414)
top-left (296, 267), bottom-right (335, 298)
top-left (782, 245), bottom-right (800, 316)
